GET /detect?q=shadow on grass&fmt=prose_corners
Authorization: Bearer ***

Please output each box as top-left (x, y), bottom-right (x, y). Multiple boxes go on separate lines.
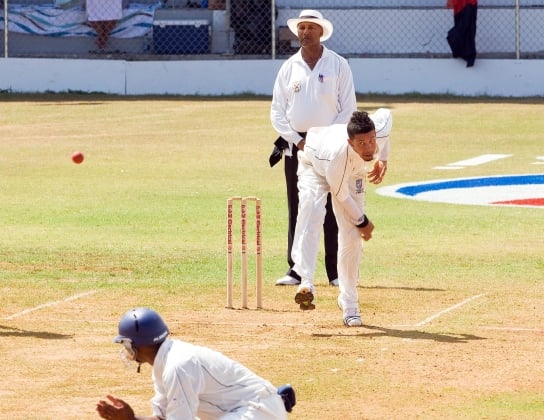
top-left (313, 324), bottom-right (486, 343)
top-left (0, 324), bottom-right (72, 340)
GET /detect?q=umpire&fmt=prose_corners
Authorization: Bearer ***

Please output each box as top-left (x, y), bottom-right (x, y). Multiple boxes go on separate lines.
top-left (270, 9), bottom-right (357, 287)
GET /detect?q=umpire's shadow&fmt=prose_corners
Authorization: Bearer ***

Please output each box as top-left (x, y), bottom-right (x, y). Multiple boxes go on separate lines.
top-left (313, 324), bottom-right (486, 343)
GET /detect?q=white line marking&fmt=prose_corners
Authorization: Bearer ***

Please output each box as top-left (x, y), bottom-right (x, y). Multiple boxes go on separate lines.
top-left (447, 154), bottom-right (512, 167)
top-left (413, 293), bottom-right (487, 327)
top-left (481, 326), bottom-right (543, 332)
top-left (3, 291), bottom-right (97, 320)
top-left (432, 165), bottom-right (463, 170)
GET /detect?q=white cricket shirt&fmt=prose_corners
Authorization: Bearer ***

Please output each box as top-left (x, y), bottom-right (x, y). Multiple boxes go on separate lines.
top-left (304, 109), bottom-right (392, 223)
top-left (150, 339), bottom-right (279, 419)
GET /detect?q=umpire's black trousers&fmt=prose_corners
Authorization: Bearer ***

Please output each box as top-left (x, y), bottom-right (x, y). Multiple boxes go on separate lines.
top-left (284, 145), bottom-right (339, 282)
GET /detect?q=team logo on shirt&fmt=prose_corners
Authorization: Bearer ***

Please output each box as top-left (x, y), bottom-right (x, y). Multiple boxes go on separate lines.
top-left (355, 179), bottom-right (364, 194)
top-left (292, 81), bottom-right (301, 93)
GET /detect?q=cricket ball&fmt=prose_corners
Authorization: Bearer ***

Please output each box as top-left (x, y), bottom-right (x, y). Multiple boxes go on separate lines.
top-left (71, 151), bottom-right (84, 164)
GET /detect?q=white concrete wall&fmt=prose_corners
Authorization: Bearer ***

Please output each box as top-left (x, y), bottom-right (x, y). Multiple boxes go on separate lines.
top-left (0, 57), bottom-right (543, 97)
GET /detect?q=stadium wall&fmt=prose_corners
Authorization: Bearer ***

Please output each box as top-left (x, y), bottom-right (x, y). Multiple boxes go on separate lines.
top-left (0, 58), bottom-right (543, 97)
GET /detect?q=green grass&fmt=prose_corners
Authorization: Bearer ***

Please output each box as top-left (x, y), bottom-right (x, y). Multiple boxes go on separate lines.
top-left (0, 94), bottom-right (543, 419)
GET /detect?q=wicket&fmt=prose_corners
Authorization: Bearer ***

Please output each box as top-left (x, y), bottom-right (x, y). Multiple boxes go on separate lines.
top-left (226, 196), bottom-right (262, 309)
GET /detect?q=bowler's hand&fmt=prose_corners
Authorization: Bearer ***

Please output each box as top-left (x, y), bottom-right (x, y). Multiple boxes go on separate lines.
top-left (368, 160), bottom-right (387, 184)
top-left (358, 219), bottom-right (375, 241)
top-left (96, 395), bottom-right (135, 420)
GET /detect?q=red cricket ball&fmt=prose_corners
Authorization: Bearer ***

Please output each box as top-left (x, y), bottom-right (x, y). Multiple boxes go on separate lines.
top-left (71, 151), bottom-right (84, 164)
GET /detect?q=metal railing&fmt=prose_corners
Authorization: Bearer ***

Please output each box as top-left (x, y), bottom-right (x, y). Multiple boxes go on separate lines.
top-left (1, 0), bottom-right (542, 59)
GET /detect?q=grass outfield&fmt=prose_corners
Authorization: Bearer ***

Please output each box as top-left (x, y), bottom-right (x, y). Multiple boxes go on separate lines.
top-left (0, 94), bottom-right (543, 419)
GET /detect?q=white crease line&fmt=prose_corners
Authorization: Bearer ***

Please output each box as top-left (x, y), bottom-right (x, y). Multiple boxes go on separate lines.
top-left (481, 326), bottom-right (543, 332)
top-left (3, 290), bottom-right (97, 320)
top-left (413, 293), bottom-right (487, 327)
top-left (448, 154), bottom-right (512, 167)
top-left (433, 165), bottom-right (463, 170)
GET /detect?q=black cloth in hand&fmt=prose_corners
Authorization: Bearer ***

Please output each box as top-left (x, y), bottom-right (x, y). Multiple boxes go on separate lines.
top-left (269, 137), bottom-right (289, 167)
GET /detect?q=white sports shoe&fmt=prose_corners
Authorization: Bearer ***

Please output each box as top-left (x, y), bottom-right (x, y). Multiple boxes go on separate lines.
top-left (337, 297), bottom-right (362, 327)
top-left (343, 312), bottom-right (363, 327)
top-left (329, 278), bottom-right (339, 287)
top-left (275, 275), bottom-right (301, 286)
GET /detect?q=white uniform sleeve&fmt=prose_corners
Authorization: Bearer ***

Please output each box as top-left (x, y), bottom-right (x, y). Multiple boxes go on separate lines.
top-left (331, 59), bottom-right (357, 125)
top-left (270, 62), bottom-right (304, 146)
top-left (326, 148), bottom-right (366, 225)
top-left (370, 108), bottom-right (393, 161)
top-left (338, 195), bottom-right (366, 225)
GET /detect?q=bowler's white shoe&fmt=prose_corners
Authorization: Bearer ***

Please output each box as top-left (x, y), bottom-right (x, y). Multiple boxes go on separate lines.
top-left (337, 297), bottom-right (362, 327)
top-left (329, 278), bottom-right (339, 287)
top-left (343, 312), bottom-right (363, 327)
top-left (275, 275), bottom-right (301, 286)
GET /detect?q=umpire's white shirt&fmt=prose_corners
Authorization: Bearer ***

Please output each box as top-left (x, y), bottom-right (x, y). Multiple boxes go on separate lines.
top-left (151, 339), bottom-right (286, 419)
top-left (270, 46), bottom-right (356, 155)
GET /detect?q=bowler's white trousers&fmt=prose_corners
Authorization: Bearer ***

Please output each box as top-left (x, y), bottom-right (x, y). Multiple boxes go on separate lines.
top-left (292, 151), bottom-right (367, 311)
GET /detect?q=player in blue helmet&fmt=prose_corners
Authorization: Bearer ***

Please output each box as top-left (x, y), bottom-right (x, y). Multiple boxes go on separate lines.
top-left (96, 307), bottom-right (295, 419)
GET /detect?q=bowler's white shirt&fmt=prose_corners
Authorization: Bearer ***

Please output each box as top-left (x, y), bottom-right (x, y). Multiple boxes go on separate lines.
top-left (151, 339), bottom-right (277, 420)
top-left (304, 108), bottom-right (392, 223)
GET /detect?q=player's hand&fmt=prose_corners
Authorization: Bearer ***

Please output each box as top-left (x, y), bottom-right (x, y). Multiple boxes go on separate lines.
top-left (96, 395), bottom-right (135, 420)
top-left (368, 160), bottom-right (387, 184)
top-left (358, 219), bottom-right (375, 241)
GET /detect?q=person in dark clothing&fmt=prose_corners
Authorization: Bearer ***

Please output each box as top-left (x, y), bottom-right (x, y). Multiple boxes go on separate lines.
top-left (447, 0), bottom-right (478, 67)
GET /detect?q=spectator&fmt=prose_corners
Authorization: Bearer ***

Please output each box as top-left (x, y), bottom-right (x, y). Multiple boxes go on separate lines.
top-left (86, 0), bottom-right (123, 50)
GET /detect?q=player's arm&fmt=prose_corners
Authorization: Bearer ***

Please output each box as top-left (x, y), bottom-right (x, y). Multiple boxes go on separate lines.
top-left (270, 67), bottom-right (304, 147)
top-left (368, 108), bottom-right (392, 184)
top-left (328, 153), bottom-right (374, 240)
top-left (332, 59), bottom-right (357, 125)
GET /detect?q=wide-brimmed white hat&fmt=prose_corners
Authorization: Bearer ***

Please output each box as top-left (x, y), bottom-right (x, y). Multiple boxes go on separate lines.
top-left (287, 9), bottom-right (334, 42)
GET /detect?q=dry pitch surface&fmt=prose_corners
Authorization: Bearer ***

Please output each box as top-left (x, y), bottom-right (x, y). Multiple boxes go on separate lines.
top-left (2, 280), bottom-right (543, 419)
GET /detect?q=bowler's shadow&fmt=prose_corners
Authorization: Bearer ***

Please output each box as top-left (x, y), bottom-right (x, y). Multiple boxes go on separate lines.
top-left (313, 324), bottom-right (486, 343)
top-left (0, 324), bottom-right (72, 340)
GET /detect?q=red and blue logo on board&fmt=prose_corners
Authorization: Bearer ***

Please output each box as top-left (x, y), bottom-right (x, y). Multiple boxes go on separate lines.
top-left (377, 174), bottom-right (544, 208)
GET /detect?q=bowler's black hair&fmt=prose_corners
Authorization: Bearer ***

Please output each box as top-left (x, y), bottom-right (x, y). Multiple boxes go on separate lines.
top-left (347, 111), bottom-right (375, 139)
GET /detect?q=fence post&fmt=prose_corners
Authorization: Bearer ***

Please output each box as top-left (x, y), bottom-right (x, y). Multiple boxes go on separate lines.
top-left (271, 0), bottom-right (276, 60)
top-left (3, 0), bottom-right (8, 58)
top-left (515, 0), bottom-right (520, 59)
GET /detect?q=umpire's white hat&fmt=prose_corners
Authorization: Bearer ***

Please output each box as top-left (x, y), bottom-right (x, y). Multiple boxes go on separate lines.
top-left (287, 10), bottom-right (334, 42)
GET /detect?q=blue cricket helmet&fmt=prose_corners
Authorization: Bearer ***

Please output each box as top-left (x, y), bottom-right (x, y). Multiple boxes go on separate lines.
top-left (114, 307), bottom-right (169, 347)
